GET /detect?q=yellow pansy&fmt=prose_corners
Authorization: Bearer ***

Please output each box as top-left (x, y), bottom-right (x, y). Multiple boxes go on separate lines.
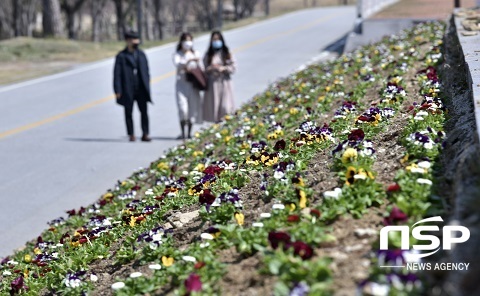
top-left (195, 163), bottom-right (205, 171)
top-left (342, 148), bottom-right (358, 164)
top-left (234, 212), bottom-right (245, 226)
top-left (103, 192), bottom-right (113, 200)
top-left (24, 254), bottom-right (31, 263)
top-left (288, 203), bottom-right (296, 212)
top-left (157, 162), bottom-right (169, 171)
top-left (162, 256), bottom-right (174, 267)
top-left (34, 248), bottom-right (42, 255)
top-left (318, 96), bottom-right (325, 102)
top-left (298, 190), bottom-right (307, 209)
top-left (129, 216), bottom-right (136, 227)
top-left (193, 151), bottom-right (203, 157)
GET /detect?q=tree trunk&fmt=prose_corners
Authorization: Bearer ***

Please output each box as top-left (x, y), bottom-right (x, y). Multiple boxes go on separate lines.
top-left (12, 0), bottom-right (19, 36)
top-left (42, 0), bottom-right (64, 37)
top-left (152, 0), bottom-right (163, 39)
top-left (65, 10), bottom-right (76, 38)
top-left (114, 0), bottom-right (125, 40)
top-left (61, 0), bottom-right (85, 39)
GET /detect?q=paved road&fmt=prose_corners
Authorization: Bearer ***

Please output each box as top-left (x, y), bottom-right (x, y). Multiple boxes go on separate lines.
top-left (0, 6), bottom-right (356, 257)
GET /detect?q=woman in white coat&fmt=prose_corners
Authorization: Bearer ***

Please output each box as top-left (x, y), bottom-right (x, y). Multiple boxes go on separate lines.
top-left (173, 32), bottom-right (203, 139)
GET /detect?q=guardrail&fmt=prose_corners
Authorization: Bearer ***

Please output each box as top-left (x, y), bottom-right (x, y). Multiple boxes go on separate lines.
top-left (356, 0), bottom-right (399, 18)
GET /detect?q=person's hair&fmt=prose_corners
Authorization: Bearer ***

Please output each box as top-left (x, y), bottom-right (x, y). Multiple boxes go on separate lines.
top-left (176, 32), bottom-right (193, 52)
top-left (206, 31), bottom-right (231, 66)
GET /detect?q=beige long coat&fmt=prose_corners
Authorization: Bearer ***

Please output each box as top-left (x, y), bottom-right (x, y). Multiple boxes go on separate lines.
top-left (203, 52), bottom-right (235, 122)
top-left (173, 50), bottom-right (203, 123)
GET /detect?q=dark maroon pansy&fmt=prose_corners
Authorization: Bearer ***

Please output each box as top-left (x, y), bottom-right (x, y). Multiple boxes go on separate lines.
top-left (290, 241), bottom-right (314, 260)
top-left (383, 206), bottom-right (408, 226)
top-left (268, 231), bottom-right (291, 249)
top-left (348, 129), bottom-right (365, 142)
top-left (274, 139), bottom-right (287, 151)
top-left (287, 215), bottom-right (300, 223)
top-left (185, 273), bottom-right (202, 293)
top-left (387, 183), bottom-right (401, 193)
top-left (198, 189), bottom-right (216, 205)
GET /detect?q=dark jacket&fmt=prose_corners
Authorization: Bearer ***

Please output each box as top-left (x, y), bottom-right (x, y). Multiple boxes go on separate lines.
top-left (113, 48), bottom-right (151, 107)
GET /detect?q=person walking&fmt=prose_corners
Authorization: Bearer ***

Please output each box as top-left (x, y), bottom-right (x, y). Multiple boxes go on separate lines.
top-left (203, 31), bottom-right (236, 123)
top-left (173, 32), bottom-right (203, 139)
top-left (113, 30), bottom-right (152, 142)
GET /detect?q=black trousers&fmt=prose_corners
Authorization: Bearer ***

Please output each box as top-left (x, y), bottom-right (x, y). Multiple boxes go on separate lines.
top-left (124, 97), bottom-right (149, 136)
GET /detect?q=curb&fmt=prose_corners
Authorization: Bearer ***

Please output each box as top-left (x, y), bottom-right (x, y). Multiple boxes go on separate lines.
top-left (453, 9), bottom-right (480, 143)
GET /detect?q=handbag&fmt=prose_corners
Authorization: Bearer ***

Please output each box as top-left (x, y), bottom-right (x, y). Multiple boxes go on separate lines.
top-left (186, 66), bottom-right (208, 91)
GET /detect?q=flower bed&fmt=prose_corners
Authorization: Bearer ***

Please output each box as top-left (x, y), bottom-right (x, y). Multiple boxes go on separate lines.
top-left (0, 21), bottom-right (449, 295)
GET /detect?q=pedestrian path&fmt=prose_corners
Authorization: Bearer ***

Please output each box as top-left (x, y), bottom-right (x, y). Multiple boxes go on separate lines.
top-left (372, 0), bottom-right (476, 19)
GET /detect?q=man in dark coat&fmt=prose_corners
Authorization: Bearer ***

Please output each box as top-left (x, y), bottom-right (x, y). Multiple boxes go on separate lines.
top-left (113, 31), bottom-right (152, 142)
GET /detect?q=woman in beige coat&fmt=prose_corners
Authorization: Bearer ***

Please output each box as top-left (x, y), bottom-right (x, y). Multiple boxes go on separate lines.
top-left (203, 31), bottom-right (235, 123)
top-left (173, 32), bottom-right (203, 139)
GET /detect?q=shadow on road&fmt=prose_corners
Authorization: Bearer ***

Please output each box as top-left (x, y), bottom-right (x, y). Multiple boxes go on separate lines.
top-left (322, 33), bottom-right (349, 55)
top-left (65, 136), bottom-right (180, 142)
top-left (65, 138), bottom-right (129, 143)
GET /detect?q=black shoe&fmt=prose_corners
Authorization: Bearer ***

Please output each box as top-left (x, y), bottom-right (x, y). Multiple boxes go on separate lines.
top-left (129, 135), bottom-right (136, 142)
top-left (141, 135), bottom-right (152, 142)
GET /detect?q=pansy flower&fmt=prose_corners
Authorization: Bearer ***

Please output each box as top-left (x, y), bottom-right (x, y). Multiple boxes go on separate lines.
top-left (383, 207), bottom-right (408, 226)
top-left (334, 101), bottom-right (357, 119)
top-left (185, 273), bottom-right (202, 294)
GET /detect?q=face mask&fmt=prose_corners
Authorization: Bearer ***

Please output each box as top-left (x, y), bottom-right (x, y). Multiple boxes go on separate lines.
top-left (182, 41), bottom-right (193, 50)
top-left (132, 43), bottom-right (139, 49)
top-left (212, 40), bottom-right (223, 49)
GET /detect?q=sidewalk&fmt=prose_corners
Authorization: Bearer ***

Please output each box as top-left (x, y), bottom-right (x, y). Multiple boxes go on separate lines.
top-left (373, 0), bottom-right (476, 20)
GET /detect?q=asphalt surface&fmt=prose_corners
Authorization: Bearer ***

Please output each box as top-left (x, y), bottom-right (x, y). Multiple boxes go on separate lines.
top-left (0, 6), bottom-right (356, 257)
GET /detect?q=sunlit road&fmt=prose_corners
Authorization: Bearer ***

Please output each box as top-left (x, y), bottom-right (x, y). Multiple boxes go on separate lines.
top-left (0, 6), bottom-right (356, 256)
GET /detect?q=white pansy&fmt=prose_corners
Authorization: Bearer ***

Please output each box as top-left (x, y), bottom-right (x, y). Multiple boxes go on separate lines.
top-left (417, 178), bottom-right (433, 185)
top-left (414, 116), bottom-right (424, 121)
top-left (200, 242), bottom-right (210, 248)
top-left (200, 233), bottom-right (214, 240)
top-left (2, 271), bottom-right (12, 276)
top-left (323, 187), bottom-right (342, 199)
top-left (410, 167), bottom-right (425, 174)
top-left (182, 256), bottom-right (197, 263)
top-left (211, 197), bottom-right (221, 207)
top-left (260, 213), bottom-right (271, 219)
top-left (65, 278), bottom-right (81, 288)
top-left (272, 204), bottom-right (285, 210)
top-left (416, 111), bottom-right (429, 117)
top-left (90, 274), bottom-right (98, 282)
top-left (417, 161), bottom-right (431, 169)
top-left (252, 222), bottom-right (264, 228)
top-left (130, 272), bottom-right (142, 278)
top-left (149, 264), bottom-right (162, 270)
top-left (111, 282), bottom-right (125, 290)
top-left (152, 233), bottom-right (163, 241)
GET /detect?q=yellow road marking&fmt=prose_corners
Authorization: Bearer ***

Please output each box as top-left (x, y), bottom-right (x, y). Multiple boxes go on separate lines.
top-left (0, 12), bottom-right (341, 140)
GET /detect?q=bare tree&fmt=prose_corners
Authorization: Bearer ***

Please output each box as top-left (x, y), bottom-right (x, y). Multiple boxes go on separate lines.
top-left (113, 0), bottom-right (135, 40)
top-left (233, 0), bottom-right (257, 20)
top-left (192, 0), bottom-right (213, 31)
top-left (152, 0), bottom-right (163, 39)
top-left (61, 0), bottom-right (86, 39)
top-left (0, 2), bottom-right (14, 39)
top-left (42, 0), bottom-right (64, 37)
top-left (90, 0), bottom-right (108, 41)
top-left (170, 0), bottom-right (190, 34)
top-left (11, 0), bottom-right (39, 37)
